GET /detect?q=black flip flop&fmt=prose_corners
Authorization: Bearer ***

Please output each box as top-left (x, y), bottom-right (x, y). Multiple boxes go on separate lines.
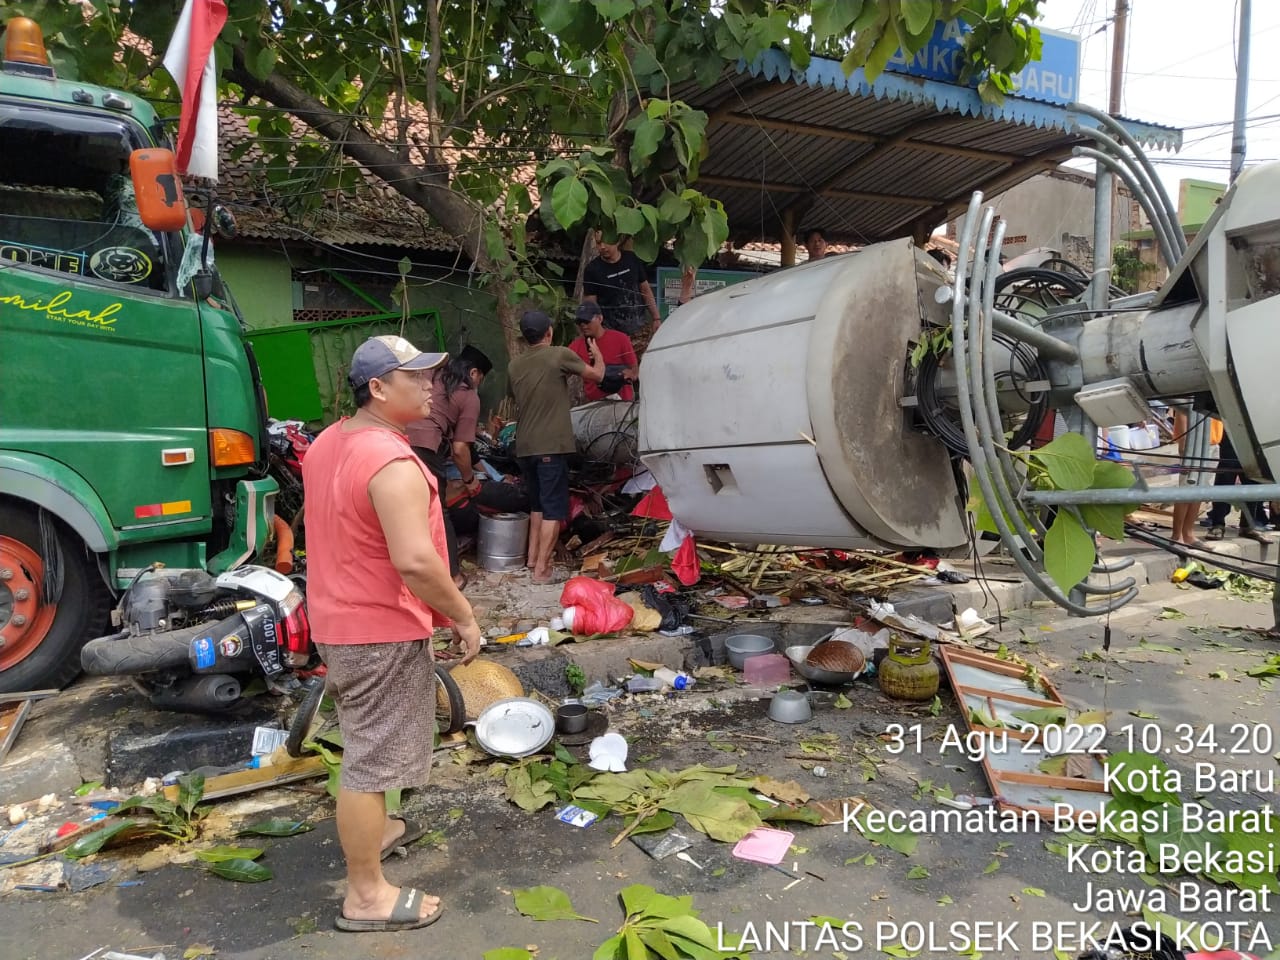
top-left (380, 817), bottom-right (431, 861)
top-left (335, 888), bottom-right (444, 932)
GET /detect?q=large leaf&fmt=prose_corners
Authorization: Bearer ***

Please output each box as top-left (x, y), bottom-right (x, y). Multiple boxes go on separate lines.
top-left (663, 781), bottom-right (762, 843)
top-left (63, 819), bottom-right (143, 859)
top-left (1042, 511), bottom-right (1095, 593)
top-left (513, 885), bottom-right (597, 922)
top-left (550, 176), bottom-right (589, 229)
top-left (177, 772), bottom-right (205, 819)
top-left (1103, 752), bottom-right (1180, 804)
top-left (535, 0), bottom-right (576, 33)
top-left (238, 819), bottom-right (313, 837)
top-left (1082, 504), bottom-right (1128, 540)
top-left (629, 116), bottom-right (666, 171)
top-left (195, 845), bottom-right (264, 863)
top-left (1030, 432), bottom-right (1097, 490)
top-left (207, 858), bottom-right (273, 882)
top-left (812, 0), bottom-right (866, 38)
top-left (614, 205), bottom-right (647, 237)
top-left (900, 0), bottom-right (936, 37)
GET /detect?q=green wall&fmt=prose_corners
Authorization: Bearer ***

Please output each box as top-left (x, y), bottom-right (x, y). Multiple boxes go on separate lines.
top-left (218, 248), bottom-right (294, 329)
top-left (220, 243), bottom-right (510, 426)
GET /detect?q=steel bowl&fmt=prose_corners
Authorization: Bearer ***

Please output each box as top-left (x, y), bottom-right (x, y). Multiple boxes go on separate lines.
top-left (785, 643), bottom-right (862, 685)
top-left (724, 633), bottom-right (775, 670)
top-left (768, 690), bottom-right (813, 724)
top-left (471, 697), bottom-right (556, 758)
top-left (556, 703), bottom-right (589, 735)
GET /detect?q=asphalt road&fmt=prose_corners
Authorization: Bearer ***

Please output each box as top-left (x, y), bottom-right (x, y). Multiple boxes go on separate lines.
top-left (1, 577), bottom-right (1277, 960)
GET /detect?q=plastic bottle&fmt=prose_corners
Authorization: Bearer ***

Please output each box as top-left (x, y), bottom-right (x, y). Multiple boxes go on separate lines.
top-left (653, 667), bottom-right (695, 691)
top-left (626, 675), bottom-right (664, 693)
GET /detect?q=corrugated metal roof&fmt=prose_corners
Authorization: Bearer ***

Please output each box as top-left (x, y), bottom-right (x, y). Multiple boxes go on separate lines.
top-left (672, 51), bottom-right (1182, 246)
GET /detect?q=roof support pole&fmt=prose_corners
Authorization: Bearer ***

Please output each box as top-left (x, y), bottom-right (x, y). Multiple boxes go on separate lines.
top-left (780, 208), bottom-right (797, 267)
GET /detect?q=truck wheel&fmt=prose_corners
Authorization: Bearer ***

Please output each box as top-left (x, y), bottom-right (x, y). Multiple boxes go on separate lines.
top-left (0, 503), bottom-right (110, 693)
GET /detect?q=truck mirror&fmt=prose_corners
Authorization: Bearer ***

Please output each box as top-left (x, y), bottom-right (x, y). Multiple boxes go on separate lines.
top-left (129, 148), bottom-right (188, 232)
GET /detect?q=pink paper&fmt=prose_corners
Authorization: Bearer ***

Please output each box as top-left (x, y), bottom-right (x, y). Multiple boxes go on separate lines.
top-left (732, 826), bottom-right (795, 865)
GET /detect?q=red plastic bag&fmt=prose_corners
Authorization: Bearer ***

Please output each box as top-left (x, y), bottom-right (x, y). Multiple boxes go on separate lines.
top-left (559, 577), bottom-right (634, 635)
top-left (671, 535), bottom-right (701, 586)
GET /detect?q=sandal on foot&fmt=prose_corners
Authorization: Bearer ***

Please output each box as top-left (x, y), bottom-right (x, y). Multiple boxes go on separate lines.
top-left (1206, 525), bottom-right (1226, 541)
top-left (380, 817), bottom-right (430, 861)
top-left (336, 888), bottom-right (444, 932)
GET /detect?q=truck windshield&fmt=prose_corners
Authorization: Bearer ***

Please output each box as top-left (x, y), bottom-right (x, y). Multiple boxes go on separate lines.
top-left (0, 102), bottom-right (170, 292)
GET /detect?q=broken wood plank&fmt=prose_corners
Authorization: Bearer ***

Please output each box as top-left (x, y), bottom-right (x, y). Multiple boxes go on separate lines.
top-left (0, 700), bottom-right (32, 763)
top-left (163, 754), bottom-right (327, 803)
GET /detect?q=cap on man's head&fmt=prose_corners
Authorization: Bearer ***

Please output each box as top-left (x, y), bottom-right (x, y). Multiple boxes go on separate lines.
top-left (348, 335), bottom-right (447, 388)
top-left (519, 309), bottom-right (553, 340)
top-left (457, 344), bottom-right (493, 375)
top-left (574, 301), bottom-right (603, 325)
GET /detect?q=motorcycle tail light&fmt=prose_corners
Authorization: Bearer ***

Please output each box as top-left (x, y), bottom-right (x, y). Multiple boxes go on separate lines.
top-left (279, 588), bottom-right (311, 666)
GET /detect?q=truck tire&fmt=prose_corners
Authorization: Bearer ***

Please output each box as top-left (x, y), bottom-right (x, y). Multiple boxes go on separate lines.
top-left (79, 631), bottom-right (192, 676)
top-left (0, 503), bottom-right (110, 693)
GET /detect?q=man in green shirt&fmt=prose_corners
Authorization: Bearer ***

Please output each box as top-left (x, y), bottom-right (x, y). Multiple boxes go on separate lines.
top-left (508, 310), bottom-right (606, 583)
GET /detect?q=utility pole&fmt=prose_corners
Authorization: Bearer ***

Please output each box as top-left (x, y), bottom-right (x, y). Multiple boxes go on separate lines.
top-left (1109, 0), bottom-right (1130, 115)
top-left (1230, 0), bottom-right (1252, 183)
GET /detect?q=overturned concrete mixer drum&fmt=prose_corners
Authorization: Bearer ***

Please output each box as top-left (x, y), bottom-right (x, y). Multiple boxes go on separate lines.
top-left (638, 241), bottom-right (969, 553)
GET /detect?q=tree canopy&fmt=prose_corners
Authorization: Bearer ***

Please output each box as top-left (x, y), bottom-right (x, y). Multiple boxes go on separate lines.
top-left (8, 0), bottom-right (1043, 348)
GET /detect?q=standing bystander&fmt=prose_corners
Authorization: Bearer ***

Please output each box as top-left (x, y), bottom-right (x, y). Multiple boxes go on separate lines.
top-left (582, 233), bottom-right (662, 337)
top-left (508, 311), bottom-right (606, 582)
top-left (303, 335), bottom-right (482, 933)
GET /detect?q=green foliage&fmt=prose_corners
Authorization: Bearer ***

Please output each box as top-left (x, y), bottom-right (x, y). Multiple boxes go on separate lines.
top-left (28, 0), bottom-right (1041, 327)
top-left (64, 771), bottom-right (208, 858)
top-left (514, 885), bottom-right (598, 922)
top-left (593, 884), bottom-right (752, 959)
top-left (1111, 244), bottom-right (1144, 294)
top-left (565, 662), bottom-right (588, 696)
top-left (971, 432), bottom-right (1136, 593)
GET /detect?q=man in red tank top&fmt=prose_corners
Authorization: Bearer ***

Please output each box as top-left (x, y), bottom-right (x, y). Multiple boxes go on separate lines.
top-left (303, 335), bottom-right (481, 933)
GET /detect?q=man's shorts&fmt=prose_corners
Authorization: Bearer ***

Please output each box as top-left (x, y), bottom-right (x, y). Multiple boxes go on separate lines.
top-left (316, 639), bottom-right (435, 793)
top-left (519, 453), bottom-right (570, 522)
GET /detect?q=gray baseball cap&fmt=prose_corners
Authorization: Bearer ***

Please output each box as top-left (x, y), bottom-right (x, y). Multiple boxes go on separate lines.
top-left (348, 335), bottom-right (447, 387)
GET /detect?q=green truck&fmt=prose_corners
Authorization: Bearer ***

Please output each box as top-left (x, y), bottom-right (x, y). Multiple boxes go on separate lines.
top-left (0, 18), bottom-right (277, 693)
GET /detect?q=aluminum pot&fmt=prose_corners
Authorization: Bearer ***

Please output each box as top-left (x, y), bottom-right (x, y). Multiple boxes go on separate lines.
top-left (768, 690), bottom-right (813, 724)
top-left (724, 633), bottom-right (774, 669)
top-left (470, 697), bottom-right (555, 758)
top-left (556, 703), bottom-right (588, 735)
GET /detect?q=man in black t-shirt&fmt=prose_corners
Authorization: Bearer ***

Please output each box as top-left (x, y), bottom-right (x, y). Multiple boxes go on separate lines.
top-left (582, 233), bottom-right (662, 337)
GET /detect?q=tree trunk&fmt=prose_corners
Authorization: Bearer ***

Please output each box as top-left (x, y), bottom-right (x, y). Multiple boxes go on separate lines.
top-left (229, 48), bottom-right (524, 363)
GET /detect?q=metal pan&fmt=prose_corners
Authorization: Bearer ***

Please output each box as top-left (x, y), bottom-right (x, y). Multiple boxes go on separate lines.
top-left (470, 697), bottom-right (556, 758)
top-left (785, 635), bottom-right (863, 685)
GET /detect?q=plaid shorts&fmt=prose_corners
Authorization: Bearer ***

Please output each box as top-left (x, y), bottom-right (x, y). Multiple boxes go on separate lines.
top-left (316, 640), bottom-right (436, 793)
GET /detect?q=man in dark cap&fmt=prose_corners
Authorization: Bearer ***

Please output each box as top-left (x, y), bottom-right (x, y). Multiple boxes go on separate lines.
top-left (568, 301), bottom-right (637, 402)
top-left (409, 344), bottom-right (494, 587)
top-left (507, 310), bottom-right (605, 583)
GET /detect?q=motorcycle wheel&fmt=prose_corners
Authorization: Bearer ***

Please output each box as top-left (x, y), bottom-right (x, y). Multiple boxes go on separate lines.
top-left (285, 664), bottom-right (466, 759)
top-left (285, 677), bottom-right (327, 758)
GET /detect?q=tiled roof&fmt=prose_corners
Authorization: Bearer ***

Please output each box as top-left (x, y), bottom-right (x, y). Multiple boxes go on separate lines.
top-left (205, 108), bottom-right (463, 251)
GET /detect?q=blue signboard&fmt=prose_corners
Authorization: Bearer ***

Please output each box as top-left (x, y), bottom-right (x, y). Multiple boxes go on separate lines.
top-left (885, 20), bottom-right (1080, 106)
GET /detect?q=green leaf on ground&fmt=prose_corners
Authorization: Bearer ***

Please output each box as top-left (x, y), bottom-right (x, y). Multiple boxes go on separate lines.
top-left (1023, 886), bottom-right (1046, 897)
top-left (937, 894), bottom-right (954, 905)
top-left (207, 858), bottom-right (272, 882)
top-left (195, 846), bottom-right (264, 863)
top-left (1129, 710), bottom-right (1160, 719)
top-left (238, 819), bottom-right (313, 837)
top-left (63, 820), bottom-right (142, 859)
top-left (513, 885), bottom-right (597, 922)
top-left (484, 950), bottom-right (536, 960)
top-left (834, 693), bottom-right (852, 709)
top-left (906, 865), bottom-right (930, 879)
top-left (983, 860), bottom-right (1000, 875)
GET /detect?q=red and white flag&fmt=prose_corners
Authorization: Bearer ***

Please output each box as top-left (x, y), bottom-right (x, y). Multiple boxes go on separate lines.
top-left (162, 0), bottom-right (228, 181)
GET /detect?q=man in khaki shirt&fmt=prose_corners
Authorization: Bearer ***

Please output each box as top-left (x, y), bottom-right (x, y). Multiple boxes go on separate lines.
top-left (507, 310), bottom-right (605, 582)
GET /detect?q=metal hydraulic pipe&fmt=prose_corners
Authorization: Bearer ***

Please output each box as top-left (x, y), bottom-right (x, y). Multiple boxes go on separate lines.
top-left (1230, 0), bottom-right (1252, 183)
top-left (1073, 126), bottom-right (1186, 261)
top-left (1091, 165), bottom-right (1114, 311)
top-left (950, 196), bottom-right (1111, 616)
top-left (1073, 146), bottom-right (1182, 268)
top-left (1071, 103), bottom-right (1185, 256)
top-left (1025, 483), bottom-right (1280, 506)
top-left (990, 308), bottom-right (1079, 362)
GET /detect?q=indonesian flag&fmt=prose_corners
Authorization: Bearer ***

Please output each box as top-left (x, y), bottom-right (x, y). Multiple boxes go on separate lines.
top-left (162, 0), bottom-right (228, 181)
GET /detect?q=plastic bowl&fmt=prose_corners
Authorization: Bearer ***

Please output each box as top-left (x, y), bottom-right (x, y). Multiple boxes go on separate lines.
top-left (768, 690), bottom-right (813, 724)
top-left (725, 633), bottom-right (775, 669)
